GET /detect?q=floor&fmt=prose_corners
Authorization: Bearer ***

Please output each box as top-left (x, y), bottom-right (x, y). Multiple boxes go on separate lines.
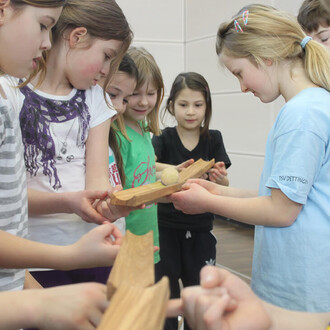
top-left (213, 216), bottom-right (255, 283)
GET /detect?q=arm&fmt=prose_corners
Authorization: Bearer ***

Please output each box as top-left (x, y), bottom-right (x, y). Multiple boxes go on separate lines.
top-left (170, 180), bottom-right (302, 227)
top-left (263, 301), bottom-right (330, 330)
top-left (0, 282), bottom-right (108, 330)
top-left (0, 223), bottom-right (121, 270)
top-left (85, 121), bottom-right (134, 221)
top-left (28, 189), bottom-right (111, 224)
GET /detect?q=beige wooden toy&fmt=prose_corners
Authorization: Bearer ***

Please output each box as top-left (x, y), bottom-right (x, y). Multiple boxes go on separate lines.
top-left (97, 230), bottom-right (170, 330)
top-left (110, 158), bottom-right (215, 207)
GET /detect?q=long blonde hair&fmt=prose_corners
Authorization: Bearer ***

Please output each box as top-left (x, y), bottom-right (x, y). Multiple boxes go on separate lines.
top-left (127, 47), bottom-right (164, 136)
top-left (216, 4), bottom-right (330, 91)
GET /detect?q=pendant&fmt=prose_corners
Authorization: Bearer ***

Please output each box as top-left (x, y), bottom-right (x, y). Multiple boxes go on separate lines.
top-left (66, 155), bottom-right (74, 162)
top-left (60, 146), bottom-right (67, 154)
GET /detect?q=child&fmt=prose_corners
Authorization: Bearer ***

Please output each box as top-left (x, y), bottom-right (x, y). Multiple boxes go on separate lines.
top-left (4, 0), bottom-right (133, 288)
top-left (115, 46), bottom-right (164, 265)
top-left (152, 72), bottom-right (231, 330)
top-left (104, 53), bottom-right (138, 234)
top-left (170, 4), bottom-right (330, 313)
top-left (0, 3), bottom-right (122, 325)
top-left (298, 0), bottom-right (330, 52)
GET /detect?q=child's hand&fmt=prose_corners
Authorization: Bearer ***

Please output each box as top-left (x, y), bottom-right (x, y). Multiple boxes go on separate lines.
top-left (70, 223), bottom-right (123, 269)
top-left (95, 185), bottom-right (144, 221)
top-left (207, 161), bottom-right (228, 184)
top-left (68, 190), bottom-right (111, 224)
top-left (170, 182), bottom-right (211, 214)
top-left (32, 282), bottom-right (108, 329)
top-left (175, 158), bottom-right (194, 172)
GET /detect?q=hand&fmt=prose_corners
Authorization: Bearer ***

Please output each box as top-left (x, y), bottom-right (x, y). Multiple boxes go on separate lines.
top-left (70, 223), bottom-right (123, 269)
top-left (32, 282), bottom-right (108, 329)
top-left (68, 190), bottom-right (111, 225)
top-left (95, 185), bottom-right (143, 222)
top-left (175, 158), bottom-right (194, 172)
top-left (170, 181), bottom-right (211, 214)
top-left (181, 266), bottom-right (271, 330)
top-left (207, 162), bottom-right (228, 184)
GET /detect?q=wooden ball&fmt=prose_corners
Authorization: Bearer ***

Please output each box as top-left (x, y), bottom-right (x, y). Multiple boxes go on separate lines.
top-left (161, 167), bottom-right (179, 186)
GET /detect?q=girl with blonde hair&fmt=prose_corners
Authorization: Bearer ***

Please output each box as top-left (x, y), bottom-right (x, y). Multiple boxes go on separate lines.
top-left (171, 4), bottom-right (330, 313)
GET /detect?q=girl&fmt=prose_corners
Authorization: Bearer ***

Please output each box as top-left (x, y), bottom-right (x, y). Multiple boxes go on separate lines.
top-left (7, 0), bottom-right (133, 288)
top-left (0, 3), bottom-right (122, 324)
top-left (171, 4), bottom-right (330, 313)
top-left (152, 72), bottom-right (231, 330)
top-left (115, 46), bottom-right (164, 265)
top-left (104, 53), bottom-right (138, 234)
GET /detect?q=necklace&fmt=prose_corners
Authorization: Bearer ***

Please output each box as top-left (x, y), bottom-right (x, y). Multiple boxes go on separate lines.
top-left (50, 118), bottom-right (77, 162)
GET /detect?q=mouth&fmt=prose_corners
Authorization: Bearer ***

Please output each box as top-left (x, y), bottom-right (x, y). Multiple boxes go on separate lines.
top-left (32, 57), bottom-right (42, 69)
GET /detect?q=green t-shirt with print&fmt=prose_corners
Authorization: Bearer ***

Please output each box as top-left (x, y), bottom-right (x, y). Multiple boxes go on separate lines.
top-left (116, 122), bottom-right (160, 263)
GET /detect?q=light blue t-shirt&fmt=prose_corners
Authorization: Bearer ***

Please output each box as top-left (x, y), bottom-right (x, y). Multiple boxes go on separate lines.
top-left (251, 88), bottom-right (330, 312)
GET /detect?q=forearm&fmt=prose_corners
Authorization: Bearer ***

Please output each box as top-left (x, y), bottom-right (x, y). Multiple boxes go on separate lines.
top-left (0, 230), bottom-right (75, 270)
top-left (28, 189), bottom-right (73, 215)
top-left (204, 193), bottom-right (299, 227)
top-left (263, 301), bottom-right (330, 330)
top-left (0, 290), bottom-right (40, 329)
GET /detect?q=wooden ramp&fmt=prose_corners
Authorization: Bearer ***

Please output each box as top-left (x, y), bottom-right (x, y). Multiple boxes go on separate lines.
top-left (110, 158), bottom-right (215, 207)
top-left (97, 231), bottom-right (169, 330)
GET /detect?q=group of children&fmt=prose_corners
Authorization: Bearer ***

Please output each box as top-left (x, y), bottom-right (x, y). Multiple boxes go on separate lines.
top-left (0, 0), bottom-right (329, 329)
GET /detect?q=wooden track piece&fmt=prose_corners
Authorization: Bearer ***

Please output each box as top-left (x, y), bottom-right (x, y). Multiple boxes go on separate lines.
top-left (106, 230), bottom-right (154, 299)
top-left (97, 277), bottom-right (169, 330)
top-left (110, 158), bottom-right (215, 207)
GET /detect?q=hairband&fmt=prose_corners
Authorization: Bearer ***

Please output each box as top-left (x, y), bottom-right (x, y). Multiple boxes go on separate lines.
top-left (234, 10), bottom-right (249, 32)
top-left (300, 36), bottom-right (312, 49)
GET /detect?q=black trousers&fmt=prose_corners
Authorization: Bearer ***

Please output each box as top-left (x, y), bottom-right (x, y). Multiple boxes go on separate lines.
top-left (157, 226), bottom-right (217, 330)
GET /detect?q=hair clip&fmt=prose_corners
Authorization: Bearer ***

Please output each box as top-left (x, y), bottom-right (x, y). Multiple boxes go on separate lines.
top-left (234, 20), bottom-right (244, 32)
top-left (234, 10), bottom-right (249, 33)
top-left (242, 10), bottom-right (249, 25)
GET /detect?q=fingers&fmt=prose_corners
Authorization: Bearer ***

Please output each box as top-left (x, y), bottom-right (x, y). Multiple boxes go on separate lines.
top-left (202, 294), bottom-right (231, 330)
top-left (166, 299), bottom-right (183, 318)
top-left (200, 266), bottom-right (232, 289)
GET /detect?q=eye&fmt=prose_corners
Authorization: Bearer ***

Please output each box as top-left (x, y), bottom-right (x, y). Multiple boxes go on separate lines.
top-left (123, 99), bottom-right (129, 104)
top-left (196, 103), bottom-right (203, 107)
top-left (105, 54), bottom-right (111, 61)
top-left (179, 103), bottom-right (186, 107)
top-left (40, 23), bottom-right (47, 31)
top-left (321, 37), bottom-right (329, 43)
top-left (109, 93), bottom-right (117, 99)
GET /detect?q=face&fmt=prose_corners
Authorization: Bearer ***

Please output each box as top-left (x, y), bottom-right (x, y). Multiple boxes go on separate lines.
top-left (309, 24), bottom-right (330, 52)
top-left (66, 37), bottom-right (123, 90)
top-left (0, 5), bottom-right (62, 78)
top-left (221, 54), bottom-right (279, 103)
top-left (172, 88), bottom-right (206, 131)
top-left (106, 71), bottom-right (136, 119)
top-left (124, 80), bottom-right (158, 123)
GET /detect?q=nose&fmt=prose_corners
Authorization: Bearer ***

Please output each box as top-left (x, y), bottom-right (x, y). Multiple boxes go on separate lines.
top-left (41, 32), bottom-right (52, 51)
top-left (138, 94), bottom-right (148, 106)
top-left (100, 62), bottom-right (111, 77)
top-left (186, 105), bottom-right (195, 115)
top-left (239, 81), bottom-right (248, 93)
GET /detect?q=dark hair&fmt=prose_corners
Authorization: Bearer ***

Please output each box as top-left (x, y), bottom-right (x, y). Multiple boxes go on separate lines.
top-left (298, 0), bottom-right (330, 33)
top-left (108, 53), bottom-right (138, 186)
top-left (164, 72), bottom-right (212, 138)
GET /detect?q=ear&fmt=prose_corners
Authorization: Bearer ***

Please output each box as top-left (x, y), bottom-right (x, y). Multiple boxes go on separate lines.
top-left (0, 0), bottom-right (10, 26)
top-left (265, 59), bottom-right (273, 66)
top-left (68, 27), bottom-right (88, 48)
top-left (169, 100), bottom-right (174, 115)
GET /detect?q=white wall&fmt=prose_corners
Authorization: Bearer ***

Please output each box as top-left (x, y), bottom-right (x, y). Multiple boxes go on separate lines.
top-left (117, 0), bottom-right (302, 190)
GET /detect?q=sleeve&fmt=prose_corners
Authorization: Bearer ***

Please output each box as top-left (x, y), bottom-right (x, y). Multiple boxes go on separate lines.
top-left (86, 85), bottom-right (117, 128)
top-left (152, 131), bottom-right (166, 162)
top-left (211, 130), bottom-right (231, 169)
top-left (265, 129), bottom-right (323, 205)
